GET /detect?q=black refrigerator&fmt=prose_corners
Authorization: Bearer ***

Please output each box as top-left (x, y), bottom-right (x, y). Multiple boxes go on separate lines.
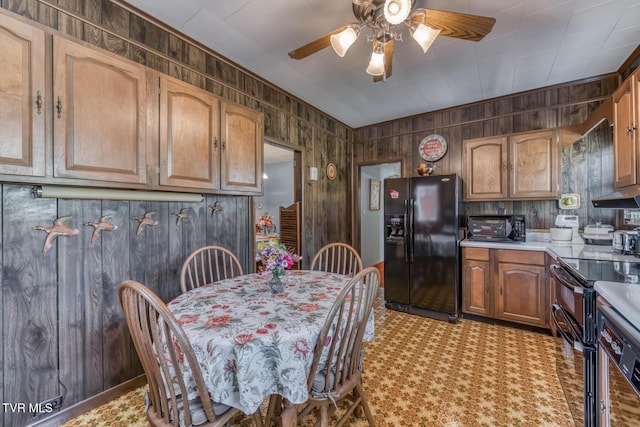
top-left (383, 174), bottom-right (462, 322)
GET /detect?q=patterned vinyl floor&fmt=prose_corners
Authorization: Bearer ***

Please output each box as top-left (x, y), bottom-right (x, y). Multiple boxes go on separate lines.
top-left (62, 290), bottom-right (575, 426)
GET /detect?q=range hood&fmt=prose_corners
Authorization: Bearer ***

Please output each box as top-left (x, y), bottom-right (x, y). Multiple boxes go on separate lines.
top-left (592, 187), bottom-right (640, 209)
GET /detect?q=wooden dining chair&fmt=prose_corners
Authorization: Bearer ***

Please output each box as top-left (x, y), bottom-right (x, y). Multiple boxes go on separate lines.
top-left (310, 242), bottom-right (363, 276)
top-left (265, 266), bottom-right (379, 427)
top-left (180, 245), bottom-right (243, 293)
top-left (118, 280), bottom-right (263, 427)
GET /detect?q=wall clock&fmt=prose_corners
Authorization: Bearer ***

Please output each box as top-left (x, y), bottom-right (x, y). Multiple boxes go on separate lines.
top-left (419, 134), bottom-right (447, 162)
top-left (326, 163), bottom-right (337, 180)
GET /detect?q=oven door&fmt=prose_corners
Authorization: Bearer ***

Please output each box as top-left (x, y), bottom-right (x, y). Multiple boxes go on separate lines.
top-left (550, 264), bottom-right (596, 427)
top-left (552, 303), bottom-right (592, 427)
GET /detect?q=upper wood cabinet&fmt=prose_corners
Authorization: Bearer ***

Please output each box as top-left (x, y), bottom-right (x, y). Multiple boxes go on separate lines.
top-left (220, 103), bottom-right (263, 193)
top-left (0, 13), bottom-right (45, 177)
top-left (463, 130), bottom-right (559, 201)
top-left (0, 11), bottom-right (263, 196)
top-left (52, 36), bottom-right (149, 185)
top-left (159, 75), bottom-right (220, 190)
top-left (613, 72), bottom-right (638, 189)
top-left (463, 136), bottom-right (508, 199)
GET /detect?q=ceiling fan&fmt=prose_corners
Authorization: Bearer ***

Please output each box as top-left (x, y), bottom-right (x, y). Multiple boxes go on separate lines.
top-left (288, 0), bottom-right (496, 82)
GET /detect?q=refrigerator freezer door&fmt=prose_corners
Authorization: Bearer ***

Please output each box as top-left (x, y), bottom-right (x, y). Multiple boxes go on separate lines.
top-left (384, 178), bottom-right (410, 306)
top-left (409, 175), bottom-right (461, 315)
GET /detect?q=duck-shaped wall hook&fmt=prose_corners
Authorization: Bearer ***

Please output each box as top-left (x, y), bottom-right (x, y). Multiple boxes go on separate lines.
top-left (209, 201), bottom-right (222, 216)
top-left (33, 215), bottom-right (80, 253)
top-left (172, 208), bottom-right (190, 226)
top-left (131, 212), bottom-right (158, 236)
top-left (84, 215), bottom-right (118, 243)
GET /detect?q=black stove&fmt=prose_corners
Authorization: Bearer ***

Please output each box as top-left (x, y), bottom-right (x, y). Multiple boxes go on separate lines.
top-left (558, 257), bottom-right (640, 286)
top-left (552, 256), bottom-right (640, 427)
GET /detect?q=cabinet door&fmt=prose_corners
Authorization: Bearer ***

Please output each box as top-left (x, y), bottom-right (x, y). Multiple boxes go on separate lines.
top-left (509, 130), bottom-right (558, 199)
top-left (159, 76), bottom-right (220, 190)
top-left (462, 259), bottom-right (492, 317)
top-left (496, 262), bottom-right (547, 327)
top-left (52, 36), bottom-right (148, 184)
top-left (220, 103), bottom-right (263, 193)
top-left (0, 14), bottom-right (45, 177)
top-left (462, 136), bottom-right (508, 200)
top-left (614, 75), bottom-right (639, 189)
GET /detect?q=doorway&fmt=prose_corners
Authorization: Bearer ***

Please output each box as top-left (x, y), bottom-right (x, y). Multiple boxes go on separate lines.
top-left (253, 141), bottom-right (303, 268)
top-left (359, 162), bottom-right (401, 274)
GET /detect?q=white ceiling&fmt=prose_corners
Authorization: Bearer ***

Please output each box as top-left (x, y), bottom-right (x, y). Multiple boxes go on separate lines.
top-left (123, 0), bottom-right (640, 128)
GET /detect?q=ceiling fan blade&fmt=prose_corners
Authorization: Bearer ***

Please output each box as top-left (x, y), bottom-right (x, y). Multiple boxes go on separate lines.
top-left (373, 38), bottom-right (393, 83)
top-left (410, 8), bottom-right (496, 42)
top-left (288, 26), bottom-right (348, 59)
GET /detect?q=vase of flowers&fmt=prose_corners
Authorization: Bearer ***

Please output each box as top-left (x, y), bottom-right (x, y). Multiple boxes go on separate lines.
top-left (255, 238), bottom-right (301, 294)
top-left (258, 211), bottom-right (273, 235)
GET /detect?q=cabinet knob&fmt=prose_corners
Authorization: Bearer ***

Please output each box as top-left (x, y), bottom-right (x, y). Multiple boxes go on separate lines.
top-left (36, 91), bottom-right (43, 115)
top-left (214, 137), bottom-right (218, 149)
top-left (502, 162), bottom-right (507, 171)
top-left (628, 124), bottom-right (638, 135)
top-left (222, 140), bottom-right (226, 150)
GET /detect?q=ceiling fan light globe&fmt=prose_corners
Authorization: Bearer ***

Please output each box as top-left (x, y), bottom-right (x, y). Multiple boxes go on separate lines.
top-left (411, 24), bottom-right (440, 53)
top-left (384, 0), bottom-right (411, 25)
top-left (366, 50), bottom-right (385, 76)
top-left (330, 27), bottom-right (359, 57)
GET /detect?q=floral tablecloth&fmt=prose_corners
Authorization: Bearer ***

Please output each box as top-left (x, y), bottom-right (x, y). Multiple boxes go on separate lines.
top-left (167, 270), bottom-right (375, 414)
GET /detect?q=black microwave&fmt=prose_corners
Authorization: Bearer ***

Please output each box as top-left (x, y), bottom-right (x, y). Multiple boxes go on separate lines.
top-left (467, 215), bottom-right (526, 242)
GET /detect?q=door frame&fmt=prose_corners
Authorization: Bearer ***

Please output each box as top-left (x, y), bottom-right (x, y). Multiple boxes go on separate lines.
top-left (353, 158), bottom-right (404, 258)
top-left (253, 137), bottom-right (304, 269)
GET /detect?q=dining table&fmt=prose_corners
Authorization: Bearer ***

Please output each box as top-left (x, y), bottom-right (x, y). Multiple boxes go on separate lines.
top-left (167, 269), bottom-right (375, 426)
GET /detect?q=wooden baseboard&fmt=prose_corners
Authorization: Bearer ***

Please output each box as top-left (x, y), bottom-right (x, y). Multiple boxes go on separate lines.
top-left (28, 375), bottom-right (147, 427)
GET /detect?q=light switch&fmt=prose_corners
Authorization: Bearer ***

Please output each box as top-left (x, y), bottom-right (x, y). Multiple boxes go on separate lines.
top-left (310, 167), bottom-right (318, 181)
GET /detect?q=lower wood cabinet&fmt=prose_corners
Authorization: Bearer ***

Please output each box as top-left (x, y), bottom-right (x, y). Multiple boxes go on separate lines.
top-left (462, 247), bottom-right (492, 317)
top-left (462, 247), bottom-right (548, 328)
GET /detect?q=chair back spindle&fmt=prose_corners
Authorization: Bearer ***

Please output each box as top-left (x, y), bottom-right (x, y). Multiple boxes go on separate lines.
top-left (310, 242), bottom-right (363, 276)
top-left (180, 246), bottom-right (243, 293)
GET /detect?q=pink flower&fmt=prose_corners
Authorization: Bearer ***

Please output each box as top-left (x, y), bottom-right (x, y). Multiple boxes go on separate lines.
top-left (310, 293), bottom-right (326, 301)
top-left (224, 359), bottom-right (237, 373)
top-left (205, 315), bottom-right (231, 327)
top-left (256, 329), bottom-right (268, 334)
top-left (292, 338), bottom-right (310, 359)
top-left (265, 323), bottom-right (277, 329)
top-left (298, 303), bottom-right (320, 313)
top-left (233, 333), bottom-right (255, 347)
top-left (178, 315), bottom-right (199, 325)
top-left (260, 311), bottom-right (270, 315)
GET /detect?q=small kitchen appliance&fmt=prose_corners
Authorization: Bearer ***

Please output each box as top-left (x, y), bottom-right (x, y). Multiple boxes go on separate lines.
top-left (467, 215), bottom-right (526, 242)
top-left (612, 230), bottom-right (639, 255)
top-left (554, 214), bottom-right (583, 244)
top-left (582, 222), bottom-right (614, 245)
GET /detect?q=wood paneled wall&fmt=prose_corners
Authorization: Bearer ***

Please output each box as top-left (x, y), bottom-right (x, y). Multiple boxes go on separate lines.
top-left (1, 185), bottom-right (251, 426)
top-left (0, 1), bottom-right (354, 424)
top-left (353, 76), bottom-right (620, 241)
top-left (0, 0), bottom-right (354, 265)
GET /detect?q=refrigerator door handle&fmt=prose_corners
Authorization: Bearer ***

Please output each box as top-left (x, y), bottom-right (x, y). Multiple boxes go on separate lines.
top-left (403, 199), bottom-right (409, 262)
top-left (408, 199), bottom-right (414, 263)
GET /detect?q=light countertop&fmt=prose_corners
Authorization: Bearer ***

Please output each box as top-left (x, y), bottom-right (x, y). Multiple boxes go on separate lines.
top-left (595, 281), bottom-right (640, 331)
top-left (461, 236), bottom-right (640, 331)
top-left (460, 238), bottom-right (640, 262)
